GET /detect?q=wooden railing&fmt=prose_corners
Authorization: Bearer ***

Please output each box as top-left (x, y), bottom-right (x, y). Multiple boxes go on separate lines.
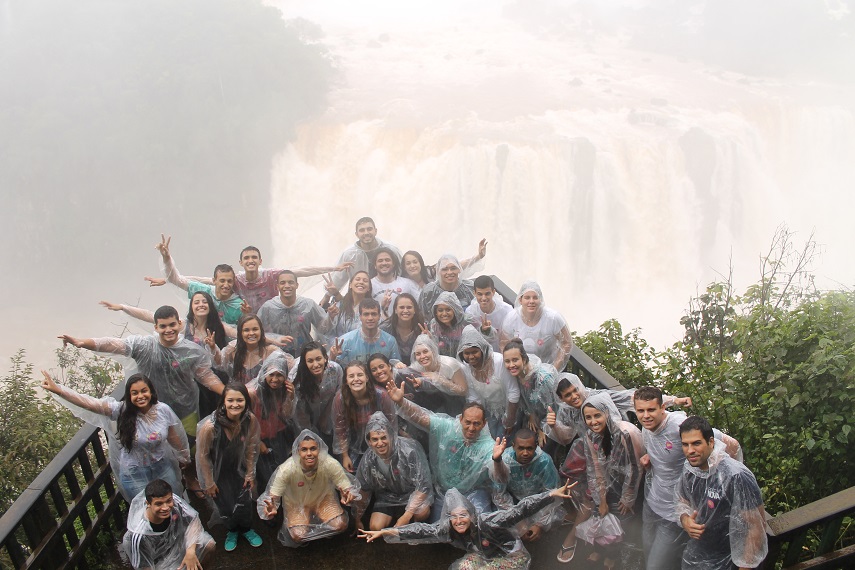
top-left (0, 387), bottom-right (127, 570)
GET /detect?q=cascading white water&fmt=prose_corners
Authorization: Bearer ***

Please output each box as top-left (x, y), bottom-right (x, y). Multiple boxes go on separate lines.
top-left (267, 1), bottom-right (855, 348)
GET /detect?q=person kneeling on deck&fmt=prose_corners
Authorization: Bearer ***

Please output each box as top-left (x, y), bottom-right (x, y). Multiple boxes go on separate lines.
top-left (385, 380), bottom-right (496, 519)
top-left (259, 429), bottom-right (360, 546)
top-left (352, 412), bottom-right (433, 531)
top-left (122, 479), bottom-right (214, 570)
top-left (490, 428), bottom-right (564, 543)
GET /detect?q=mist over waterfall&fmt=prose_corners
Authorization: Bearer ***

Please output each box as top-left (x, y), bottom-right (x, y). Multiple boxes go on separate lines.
top-left (268, 0), bottom-right (855, 347)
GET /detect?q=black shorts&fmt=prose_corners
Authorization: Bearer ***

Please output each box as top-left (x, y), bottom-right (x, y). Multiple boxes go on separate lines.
top-left (372, 504), bottom-right (408, 520)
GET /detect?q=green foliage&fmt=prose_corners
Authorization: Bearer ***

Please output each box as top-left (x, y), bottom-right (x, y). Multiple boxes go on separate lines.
top-left (573, 319), bottom-right (658, 388)
top-left (0, 348), bottom-right (122, 515)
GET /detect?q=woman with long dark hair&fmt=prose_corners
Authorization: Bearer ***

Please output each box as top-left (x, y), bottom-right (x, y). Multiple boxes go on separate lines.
top-left (502, 338), bottom-right (558, 443)
top-left (217, 314), bottom-right (282, 384)
top-left (381, 293), bottom-right (424, 366)
top-left (290, 341), bottom-right (343, 448)
top-left (40, 370), bottom-right (190, 501)
top-left (196, 382), bottom-right (262, 551)
top-left (332, 361), bottom-right (397, 473)
top-left (323, 270), bottom-right (373, 339)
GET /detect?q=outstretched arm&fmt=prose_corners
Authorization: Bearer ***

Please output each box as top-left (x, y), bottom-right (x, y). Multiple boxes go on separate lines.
top-left (100, 302), bottom-right (155, 324)
top-left (386, 380), bottom-right (431, 430)
top-left (288, 261), bottom-right (354, 278)
top-left (40, 371), bottom-right (112, 415)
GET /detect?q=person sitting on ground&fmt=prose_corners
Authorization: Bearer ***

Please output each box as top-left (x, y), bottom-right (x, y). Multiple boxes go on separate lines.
top-left (490, 429), bottom-right (563, 544)
top-left (385, 380), bottom-right (496, 517)
top-left (419, 254), bottom-right (476, 319)
top-left (633, 386), bottom-right (741, 570)
top-left (465, 275), bottom-right (513, 351)
top-left (195, 383), bottom-right (262, 552)
top-left (381, 293), bottom-right (425, 366)
top-left (500, 281), bottom-right (574, 371)
top-left (259, 429), bottom-right (360, 546)
top-left (352, 412), bottom-right (433, 531)
top-left (122, 479), bottom-right (214, 570)
top-left (428, 291), bottom-right (484, 358)
top-left (329, 298), bottom-right (401, 364)
top-left (360, 481), bottom-right (577, 570)
top-left (257, 270), bottom-right (332, 357)
top-left (41, 371), bottom-right (190, 502)
top-left (331, 217), bottom-right (403, 289)
top-left (675, 416), bottom-right (767, 570)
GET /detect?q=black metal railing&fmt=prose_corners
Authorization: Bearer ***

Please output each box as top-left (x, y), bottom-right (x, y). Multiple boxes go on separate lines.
top-left (0, 386), bottom-right (127, 570)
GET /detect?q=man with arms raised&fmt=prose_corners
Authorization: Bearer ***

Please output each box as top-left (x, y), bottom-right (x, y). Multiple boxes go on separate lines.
top-left (676, 416), bottom-right (767, 570)
top-left (331, 217), bottom-right (402, 289)
top-left (330, 298), bottom-right (401, 364)
top-left (257, 271), bottom-right (331, 357)
top-left (634, 386), bottom-right (742, 570)
top-left (465, 275), bottom-right (513, 351)
top-left (123, 479), bottom-right (214, 570)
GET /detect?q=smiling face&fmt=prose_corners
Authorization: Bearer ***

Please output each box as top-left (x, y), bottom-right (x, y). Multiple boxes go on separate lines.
top-left (360, 307), bottom-right (380, 331)
top-left (277, 273), bottom-right (298, 301)
top-left (355, 221), bottom-right (377, 247)
top-left (503, 348), bottom-right (526, 377)
top-left (461, 346), bottom-right (484, 368)
top-left (459, 407), bottom-right (486, 441)
top-left (298, 438), bottom-right (320, 470)
top-left (559, 384), bottom-right (584, 409)
top-left (374, 252), bottom-right (395, 278)
top-left (240, 317), bottom-right (262, 347)
top-left (474, 287), bottom-right (495, 312)
top-left (190, 293), bottom-right (210, 318)
top-left (449, 509), bottom-right (472, 534)
top-left (304, 348), bottom-right (327, 379)
top-left (583, 405), bottom-right (607, 434)
top-left (513, 435), bottom-right (537, 465)
top-left (265, 370), bottom-right (286, 389)
top-left (367, 430), bottom-right (392, 459)
top-left (434, 304), bottom-right (455, 326)
top-left (345, 365), bottom-right (369, 397)
top-left (369, 358), bottom-right (392, 386)
top-left (350, 272), bottom-right (371, 296)
top-left (213, 269), bottom-right (235, 300)
top-left (395, 296), bottom-right (415, 322)
top-left (154, 316), bottom-right (182, 347)
top-left (439, 262), bottom-right (460, 287)
top-left (681, 429), bottom-right (715, 470)
top-left (414, 345), bottom-right (434, 369)
top-left (146, 493), bottom-right (174, 525)
top-left (223, 389), bottom-right (246, 421)
top-left (239, 249), bottom-right (261, 273)
top-left (634, 398), bottom-right (668, 432)
top-left (520, 291), bottom-right (540, 316)
top-left (403, 253), bottom-right (422, 279)
top-left (128, 380), bottom-right (153, 412)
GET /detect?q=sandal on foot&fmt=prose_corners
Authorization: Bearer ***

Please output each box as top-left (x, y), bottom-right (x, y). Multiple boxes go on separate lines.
top-left (243, 529), bottom-right (263, 547)
top-left (557, 542), bottom-right (577, 563)
top-left (224, 531), bottom-right (239, 552)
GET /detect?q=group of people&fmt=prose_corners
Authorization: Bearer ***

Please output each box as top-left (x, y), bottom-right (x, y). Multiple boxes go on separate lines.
top-left (42, 217), bottom-right (768, 570)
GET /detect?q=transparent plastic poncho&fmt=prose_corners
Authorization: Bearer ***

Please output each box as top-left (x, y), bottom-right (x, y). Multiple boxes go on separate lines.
top-left (500, 281), bottom-right (573, 371)
top-left (353, 412), bottom-right (433, 520)
top-left (50, 385), bottom-right (190, 501)
top-left (581, 393), bottom-right (644, 512)
top-left (456, 325), bottom-right (517, 424)
top-left (418, 254), bottom-right (476, 319)
top-left (675, 439), bottom-right (768, 569)
top-left (195, 409), bottom-right (261, 528)
top-left (92, 335), bottom-right (222, 428)
top-left (289, 358), bottom-right (343, 438)
top-left (258, 429), bottom-right (361, 546)
top-left (491, 447), bottom-right (563, 531)
top-left (513, 355), bottom-right (559, 432)
top-left (332, 238), bottom-right (403, 289)
top-left (410, 333), bottom-right (469, 415)
top-left (428, 291), bottom-right (483, 357)
top-left (332, 387), bottom-right (398, 464)
top-left (464, 293), bottom-right (513, 352)
top-left (247, 352), bottom-right (296, 489)
top-left (122, 491), bottom-right (214, 570)
top-left (256, 296), bottom-right (331, 356)
top-left (388, 488), bottom-right (558, 569)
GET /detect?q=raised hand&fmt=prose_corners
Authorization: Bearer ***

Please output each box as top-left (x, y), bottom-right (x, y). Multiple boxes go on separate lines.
top-left (386, 379), bottom-right (405, 403)
top-left (478, 238), bottom-right (488, 259)
top-left (58, 334), bottom-right (83, 348)
top-left (549, 479), bottom-right (579, 500)
top-left (100, 301), bottom-right (122, 311)
top-left (480, 314), bottom-right (492, 333)
top-left (418, 322), bottom-right (430, 336)
top-left (263, 496), bottom-right (279, 518)
top-left (382, 290), bottom-right (393, 311)
top-left (144, 276), bottom-right (166, 287)
top-left (155, 234), bottom-right (171, 262)
top-left (40, 370), bottom-right (60, 394)
top-left (329, 338), bottom-right (344, 361)
top-left (546, 405), bottom-right (556, 426)
top-left (492, 436), bottom-right (507, 461)
top-left (204, 329), bottom-right (217, 351)
top-left (335, 261), bottom-right (355, 272)
top-left (240, 299), bottom-right (251, 314)
top-left (322, 274), bottom-right (340, 297)
top-left (676, 396), bottom-right (693, 407)
top-left (327, 303), bottom-right (340, 318)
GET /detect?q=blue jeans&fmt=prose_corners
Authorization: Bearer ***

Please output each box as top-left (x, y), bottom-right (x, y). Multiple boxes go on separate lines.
top-left (643, 501), bottom-right (689, 570)
top-left (119, 458), bottom-right (181, 500)
top-left (429, 488), bottom-right (493, 523)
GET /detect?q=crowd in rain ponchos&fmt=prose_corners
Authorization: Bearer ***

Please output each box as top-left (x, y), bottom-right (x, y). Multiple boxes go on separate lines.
top-left (48, 224), bottom-right (767, 570)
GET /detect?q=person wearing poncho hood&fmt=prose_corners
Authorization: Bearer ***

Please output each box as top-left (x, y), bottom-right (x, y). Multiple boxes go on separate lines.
top-left (359, 481), bottom-right (578, 570)
top-left (352, 411), bottom-right (434, 531)
top-left (419, 253), bottom-right (476, 318)
top-left (457, 324), bottom-right (520, 439)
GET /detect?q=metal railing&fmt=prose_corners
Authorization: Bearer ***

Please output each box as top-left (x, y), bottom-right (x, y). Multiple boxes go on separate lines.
top-left (0, 386), bottom-right (127, 570)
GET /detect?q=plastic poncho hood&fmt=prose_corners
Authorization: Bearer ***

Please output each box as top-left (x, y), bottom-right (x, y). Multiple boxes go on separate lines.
top-left (411, 333), bottom-right (441, 372)
top-left (514, 281), bottom-right (544, 320)
top-left (432, 291), bottom-right (467, 328)
top-left (456, 324), bottom-right (493, 367)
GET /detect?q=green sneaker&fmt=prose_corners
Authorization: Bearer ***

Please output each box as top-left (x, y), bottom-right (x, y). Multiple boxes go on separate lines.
top-left (243, 529), bottom-right (263, 547)
top-left (224, 531), bottom-right (239, 552)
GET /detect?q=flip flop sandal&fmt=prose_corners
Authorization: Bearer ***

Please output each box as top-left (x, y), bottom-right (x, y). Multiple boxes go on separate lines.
top-left (557, 542), bottom-right (577, 563)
